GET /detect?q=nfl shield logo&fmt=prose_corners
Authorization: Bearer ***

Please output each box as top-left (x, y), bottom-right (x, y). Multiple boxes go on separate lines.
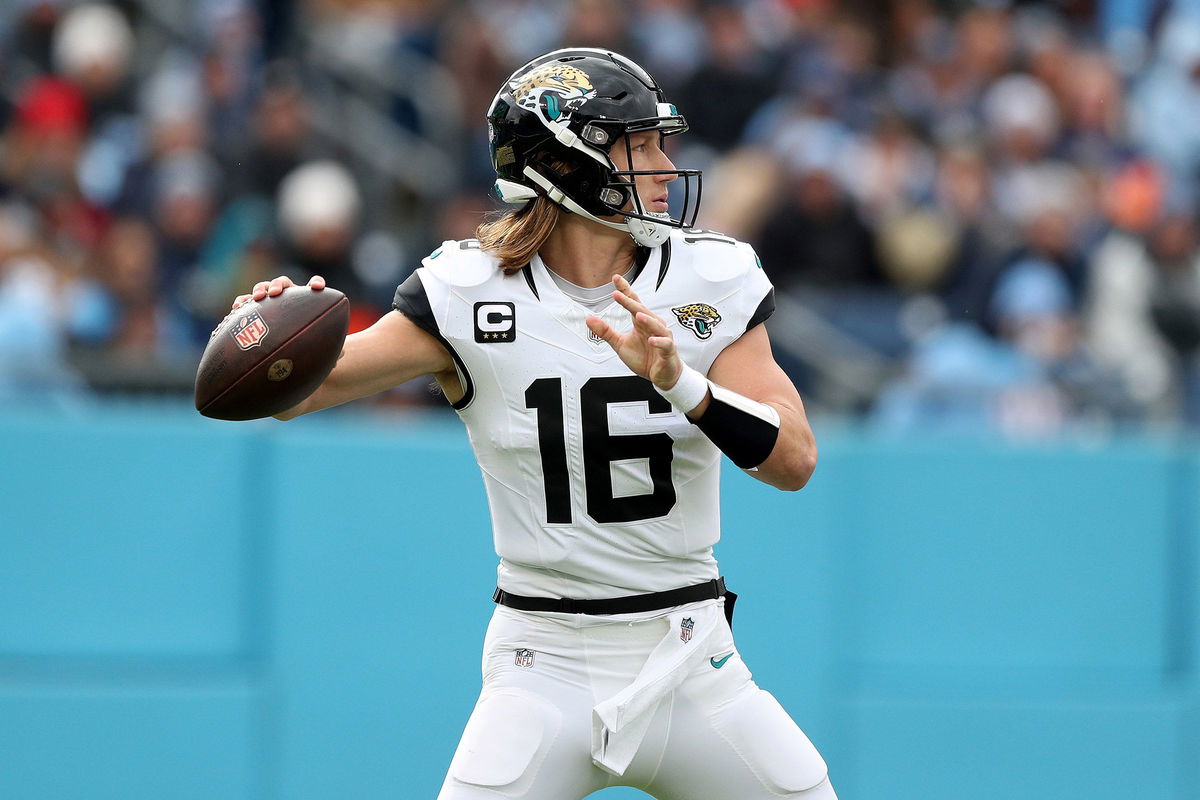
top-left (514, 648), bottom-right (535, 668)
top-left (232, 311), bottom-right (269, 350)
top-left (680, 617), bottom-right (694, 643)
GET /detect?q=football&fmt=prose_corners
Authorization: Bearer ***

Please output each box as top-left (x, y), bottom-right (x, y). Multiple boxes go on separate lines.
top-left (195, 286), bottom-right (350, 420)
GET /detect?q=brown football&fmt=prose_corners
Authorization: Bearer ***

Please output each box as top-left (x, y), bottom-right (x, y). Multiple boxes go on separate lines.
top-left (195, 286), bottom-right (350, 420)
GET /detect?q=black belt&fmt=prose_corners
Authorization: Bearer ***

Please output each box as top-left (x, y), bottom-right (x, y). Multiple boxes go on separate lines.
top-left (492, 577), bottom-right (736, 627)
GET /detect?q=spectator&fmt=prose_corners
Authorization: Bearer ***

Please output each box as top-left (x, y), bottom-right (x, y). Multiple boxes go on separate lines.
top-left (275, 160), bottom-right (383, 329)
top-left (4, 76), bottom-right (108, 251)
top-left (0, 202), bottom-right (96, 400)
top-left (115, 55), bottom-right (211, 220)
top-left (1129, 9), bottom-right (1200, 209)
top-left (0, 0), bottom-right (1193, 429)
top-left (840, 110), bottom-right (936, 223)
top-left (674, 5), bottom-right (780, 153)
top-left (52, 3), bottom-right (135, 122)
top-left (930, 141), bottom-right (1008, 324)
top-left (230, 61), bottom-right (325, 201)
top-left (1145, 215), bottom-right (1200, 422)
top-left (985, 162), bottom-right (1091, 334)
top-left (93, 217), bottom-right (192, 357)
top-left (628, 0), bottom-right (706, 89)
top-left (752, 148), bottom-right (881, 292)
top-left (1084, 158), bottom-right (1175, 419)
top-left (6, 1), bottom-right (64, 78)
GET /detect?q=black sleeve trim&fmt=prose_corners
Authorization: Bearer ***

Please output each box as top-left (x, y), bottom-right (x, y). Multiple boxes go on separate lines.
top-left (745, 287), bottom-right (775, 333)
top-left (391, 271), bottom-right (475, 410)
top-left (393, 271), bottom-right (439, 337)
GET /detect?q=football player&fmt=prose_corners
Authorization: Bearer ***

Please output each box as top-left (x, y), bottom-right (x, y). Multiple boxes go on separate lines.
top-left (234, 48), bottom-right (834, 800)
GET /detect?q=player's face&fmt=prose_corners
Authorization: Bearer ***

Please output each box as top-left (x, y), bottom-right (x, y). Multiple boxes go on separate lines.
top-left (611, 131), bottom-right (677, 215)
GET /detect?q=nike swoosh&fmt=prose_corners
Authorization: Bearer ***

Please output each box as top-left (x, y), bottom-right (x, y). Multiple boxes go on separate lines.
top-left (710, 653), bottom-right (734, 669)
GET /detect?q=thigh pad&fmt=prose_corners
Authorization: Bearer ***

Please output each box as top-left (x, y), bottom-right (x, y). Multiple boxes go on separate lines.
top-left (714, 688), bottom-right (828, 794)
top-left (448, 688), bottom-right (562, 789)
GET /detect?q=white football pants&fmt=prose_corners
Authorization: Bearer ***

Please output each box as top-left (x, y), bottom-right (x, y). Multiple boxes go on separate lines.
top-left (437, 599), bottom-right (837, 800)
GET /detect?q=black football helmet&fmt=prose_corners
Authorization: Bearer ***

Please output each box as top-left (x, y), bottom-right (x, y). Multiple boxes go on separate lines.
top-left (487, 48), bottom-right (701, 246)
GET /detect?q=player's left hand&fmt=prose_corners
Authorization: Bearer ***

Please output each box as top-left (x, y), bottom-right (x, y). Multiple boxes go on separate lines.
top-left (586, 275), bottom-right (683, 390)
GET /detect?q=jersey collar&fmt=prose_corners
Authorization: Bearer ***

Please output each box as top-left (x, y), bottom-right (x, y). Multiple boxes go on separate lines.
top-left (524, 242), bottom-right (668, 305)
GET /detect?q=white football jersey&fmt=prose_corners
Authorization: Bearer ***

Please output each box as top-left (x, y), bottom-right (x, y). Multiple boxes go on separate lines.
top-left (393, 228), bottom-right (775, 598)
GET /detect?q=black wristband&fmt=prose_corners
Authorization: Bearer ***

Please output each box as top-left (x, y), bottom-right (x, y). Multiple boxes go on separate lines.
top-left (694, 383), bottom-right (781, 469)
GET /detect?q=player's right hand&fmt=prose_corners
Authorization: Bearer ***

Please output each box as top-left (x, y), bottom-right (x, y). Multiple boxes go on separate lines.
top-left (587, 274), bottom-right (683, 391)
top-left (231, 275), bottom-right (325, 310)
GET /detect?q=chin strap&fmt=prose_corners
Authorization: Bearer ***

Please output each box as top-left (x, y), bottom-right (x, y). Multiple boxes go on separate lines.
top-left (497, 170), bottom-right (672, 248)
top-left (624, 213), bottom-right (671, 247)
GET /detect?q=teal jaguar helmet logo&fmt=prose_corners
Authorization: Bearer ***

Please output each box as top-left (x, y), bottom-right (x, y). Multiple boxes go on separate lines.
top-left (672, 303), bottom-right (722, 340)
top-left (510, 62), bottom-right (594, 121)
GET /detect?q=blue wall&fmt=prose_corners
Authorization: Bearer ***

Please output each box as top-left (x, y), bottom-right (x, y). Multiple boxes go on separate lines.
top-left (1, 404), bottom-right (1197, 799)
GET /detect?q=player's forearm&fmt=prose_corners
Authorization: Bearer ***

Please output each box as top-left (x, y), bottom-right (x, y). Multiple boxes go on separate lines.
top-left (680, 387), bottom-right (815, 490)
top-left (272, 347), bottom-right (358, 420)
top-left (271, 358), bottom-right (346, 420)
top-left (739, 400), bottom-right (817, 491)
top-left (272, 378), bottom-right (336, 420)
top-left (273, 350), bottom-right (415, 420)
top-left (659, 365), bottom-right (816, 491)
top-left (274, 313), bottom-right (454, 421)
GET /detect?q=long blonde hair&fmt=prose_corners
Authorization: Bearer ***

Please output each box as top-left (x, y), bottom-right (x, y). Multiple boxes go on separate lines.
top-left (476, 196), bottom-right (561, 275)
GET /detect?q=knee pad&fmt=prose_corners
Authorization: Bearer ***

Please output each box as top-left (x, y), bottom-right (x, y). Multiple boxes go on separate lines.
top-left (446, 688), bottom-right (562, 791)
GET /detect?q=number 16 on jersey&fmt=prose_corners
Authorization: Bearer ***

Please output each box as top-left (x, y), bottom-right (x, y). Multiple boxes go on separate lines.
top-left (525, 375), bottom-right (678, 525)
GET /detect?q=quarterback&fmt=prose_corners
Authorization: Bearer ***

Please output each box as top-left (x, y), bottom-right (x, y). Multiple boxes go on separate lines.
top-left (235, 49), bottom-right (835, 800)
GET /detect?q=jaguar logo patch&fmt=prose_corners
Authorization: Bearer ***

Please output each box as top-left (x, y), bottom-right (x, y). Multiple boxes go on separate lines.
top-left (671, 303), bottom-right (722, 340)
top-left (511, 63), bottom-right (594, 122)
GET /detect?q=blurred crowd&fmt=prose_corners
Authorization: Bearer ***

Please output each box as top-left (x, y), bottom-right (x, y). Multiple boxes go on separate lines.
top-left (2, 0), bottom-right (1200, 435)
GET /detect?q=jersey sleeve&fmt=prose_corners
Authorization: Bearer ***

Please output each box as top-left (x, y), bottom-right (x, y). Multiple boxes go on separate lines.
top-left (392, 269), bottom-right (440, 338)
top-left (671, 230), bottom-right (776, 349)
top-left (744, 282), bottom-right (775, 333)
top-left (391, 239), bottom-right (496, 337)
top-left (738, 242), bottom-right (775, 333)
top-left (388, 241), bottom-right (500, 412)
top-left (390, 261), bottom-right (477, 410)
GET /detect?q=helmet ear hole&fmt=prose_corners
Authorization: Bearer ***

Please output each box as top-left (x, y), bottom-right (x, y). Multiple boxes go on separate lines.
top-left (535, 153), bottom-right (577, 177)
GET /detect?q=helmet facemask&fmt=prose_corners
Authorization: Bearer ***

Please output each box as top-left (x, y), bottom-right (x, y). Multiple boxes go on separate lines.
top-left (593, 114), bottom-right (702, 245)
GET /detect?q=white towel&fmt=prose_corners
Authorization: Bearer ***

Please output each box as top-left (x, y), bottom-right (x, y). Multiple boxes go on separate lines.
top-left (590, 602), bottom-right (721, 775)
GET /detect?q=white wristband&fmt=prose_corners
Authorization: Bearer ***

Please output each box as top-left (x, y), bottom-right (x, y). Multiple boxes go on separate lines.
top-left (654, 363), bottom-right (709, 414)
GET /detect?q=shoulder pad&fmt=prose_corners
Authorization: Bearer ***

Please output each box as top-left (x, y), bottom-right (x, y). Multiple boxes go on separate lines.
top-left (420, 239), bottom-right (498, 288)
top-left (671, 228), bottom-right (759, 284)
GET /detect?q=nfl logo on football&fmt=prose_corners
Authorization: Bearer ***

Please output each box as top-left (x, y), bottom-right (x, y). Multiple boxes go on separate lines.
top-left (232, 311), bottom-right (269, 351)
top-left (514, 648), bottom-right (535, 668)
top-left (680, 617), bottom-right (694, 643)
